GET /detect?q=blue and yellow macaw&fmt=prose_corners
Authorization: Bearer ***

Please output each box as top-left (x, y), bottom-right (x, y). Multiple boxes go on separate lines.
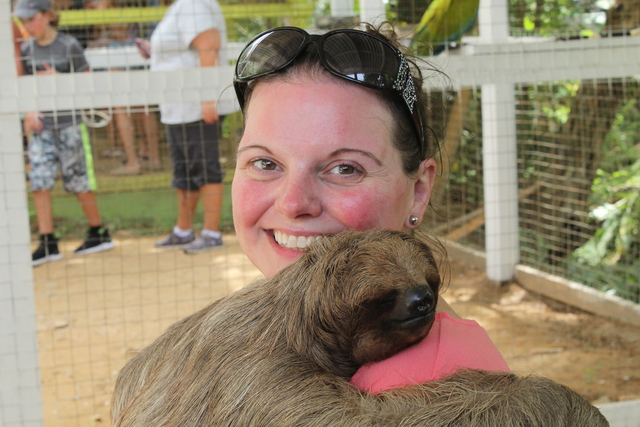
top-left (410, 0), bottom-right (480, 56)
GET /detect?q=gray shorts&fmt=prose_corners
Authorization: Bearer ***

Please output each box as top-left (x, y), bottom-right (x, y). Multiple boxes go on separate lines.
top-left (29, 123), bottom-right (95, 193)
top-left (167, 119), bottom-right (224, 191)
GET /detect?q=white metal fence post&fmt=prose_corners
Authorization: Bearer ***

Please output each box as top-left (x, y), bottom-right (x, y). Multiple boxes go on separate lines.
top-left (359, 0), bottom-right (386, 25)
top-left (478, 0), bottom-right (520, 281)
top-left (0, 1), bottom-right (44, 425)
top-left (331, 0), bottom-right (354, 17)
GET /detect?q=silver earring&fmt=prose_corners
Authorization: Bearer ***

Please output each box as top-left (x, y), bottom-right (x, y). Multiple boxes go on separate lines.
top-left (409, 215), bottom-right (419, 226)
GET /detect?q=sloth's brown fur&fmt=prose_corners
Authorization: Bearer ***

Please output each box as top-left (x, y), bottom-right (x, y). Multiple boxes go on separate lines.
top-left (112, 229), bottom-right (607, 427)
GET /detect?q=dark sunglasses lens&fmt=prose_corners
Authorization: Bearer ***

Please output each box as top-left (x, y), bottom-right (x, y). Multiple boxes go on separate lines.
top-left (322, 32), bottom-right (399, 88)
top-left (236, 29), bottom-right (307, 79)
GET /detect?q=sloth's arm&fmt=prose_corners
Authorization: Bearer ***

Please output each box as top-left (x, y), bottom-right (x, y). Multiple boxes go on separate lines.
top-left (111, 299), bottom-right (223, 422)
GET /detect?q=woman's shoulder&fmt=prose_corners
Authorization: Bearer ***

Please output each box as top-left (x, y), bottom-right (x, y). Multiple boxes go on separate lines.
top-left (350, 312), bottom-right (510, 394)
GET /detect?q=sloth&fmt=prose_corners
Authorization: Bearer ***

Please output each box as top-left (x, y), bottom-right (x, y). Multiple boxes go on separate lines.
top-left (112, 229), bottom-right (607, 427)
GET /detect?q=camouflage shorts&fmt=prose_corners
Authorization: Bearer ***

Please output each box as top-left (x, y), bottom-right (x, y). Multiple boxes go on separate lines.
top-left (29, 124), bottom-right (94, 193)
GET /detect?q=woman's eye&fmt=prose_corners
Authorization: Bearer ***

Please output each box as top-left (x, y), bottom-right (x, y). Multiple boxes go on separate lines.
top-left (252, 159), bottom-right (278, 171)
top-left (330, 164), bottom-right (359, 175)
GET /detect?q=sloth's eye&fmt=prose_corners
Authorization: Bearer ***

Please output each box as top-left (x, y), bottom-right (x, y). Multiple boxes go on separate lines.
top-left (373, 293), bottom-right (397, 310)
top-left (377, 299), bottom-right (395, 310)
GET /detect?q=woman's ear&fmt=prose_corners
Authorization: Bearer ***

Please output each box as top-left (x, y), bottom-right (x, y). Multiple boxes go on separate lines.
top-left (411, 158), bottom-right (437, 218)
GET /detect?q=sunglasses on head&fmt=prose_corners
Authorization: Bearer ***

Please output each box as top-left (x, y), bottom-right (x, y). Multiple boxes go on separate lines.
top-left (233, 26), bottom-right (426, 159)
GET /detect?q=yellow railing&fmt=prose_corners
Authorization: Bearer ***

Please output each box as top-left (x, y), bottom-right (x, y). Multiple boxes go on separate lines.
top-left (58, 3), bottom-right (315, 26)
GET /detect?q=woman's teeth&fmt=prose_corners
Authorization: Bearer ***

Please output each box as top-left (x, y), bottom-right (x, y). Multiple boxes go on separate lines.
top-left (274, 231), bottom-right (323, 250)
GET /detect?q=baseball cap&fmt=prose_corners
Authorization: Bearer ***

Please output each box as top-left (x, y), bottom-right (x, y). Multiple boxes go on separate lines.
top-left (13, 0), bottom-right (52, 19)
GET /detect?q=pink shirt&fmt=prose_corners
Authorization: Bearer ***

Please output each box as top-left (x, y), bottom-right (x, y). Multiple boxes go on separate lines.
top-left (350, 312), bottom-right (510, 394)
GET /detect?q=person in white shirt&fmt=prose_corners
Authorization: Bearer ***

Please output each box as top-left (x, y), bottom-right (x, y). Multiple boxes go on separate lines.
top-left (137, 0), bottom-right (233, 253)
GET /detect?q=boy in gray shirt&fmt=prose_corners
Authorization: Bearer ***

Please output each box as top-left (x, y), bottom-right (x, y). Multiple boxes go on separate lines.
top-left (16, 0), bottom-right (115, 266)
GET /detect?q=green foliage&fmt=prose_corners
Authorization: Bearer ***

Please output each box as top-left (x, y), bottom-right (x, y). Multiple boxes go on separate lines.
top-left (505, 84), bottom-right (640, 302)
top-left (226, 0), bottom-right (316, 42)
top-left (231, 17), bottom-right (296, 42)
top-left (391, 0), bottom-right (610, 35)
top-left (508, 0), bottom-right (607, 35)
top-left (601, 100), bottom-right (640, 171)
top-left (391, 0), bottom-right (432, 25)
top-left (572, 99), bottom-right (640, 301)
top-left (316, 0), bottom-right (331, 15)
top-left (523, 16), bottom-right (535, 31)
top-left (574, 179), bottom-right (640, 266)
top-left (537, 82), bottom-right (579, 124)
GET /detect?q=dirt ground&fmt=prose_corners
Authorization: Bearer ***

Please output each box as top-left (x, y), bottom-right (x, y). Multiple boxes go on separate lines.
top-left (31, 233), bottom-right (640, 426)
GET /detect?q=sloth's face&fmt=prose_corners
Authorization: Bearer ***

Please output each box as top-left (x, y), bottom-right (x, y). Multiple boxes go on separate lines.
top-left (348, 257), bottom-right (439, 365)
top-left (306, 232), bottom-right (440, 366)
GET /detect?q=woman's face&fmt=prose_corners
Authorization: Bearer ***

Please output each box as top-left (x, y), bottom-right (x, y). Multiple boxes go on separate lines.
top-left (232, 77), bottom-right (436, 279)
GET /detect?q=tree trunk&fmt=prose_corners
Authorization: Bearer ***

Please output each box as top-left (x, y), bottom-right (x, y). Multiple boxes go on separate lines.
top-left (431, 88), bottom-right (473, 209)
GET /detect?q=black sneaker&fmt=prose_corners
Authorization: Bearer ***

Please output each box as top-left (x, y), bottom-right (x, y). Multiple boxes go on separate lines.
top-left (32, 234), bottom-right (63, 267)
top-left (74, 226), bottom-right (115, 255)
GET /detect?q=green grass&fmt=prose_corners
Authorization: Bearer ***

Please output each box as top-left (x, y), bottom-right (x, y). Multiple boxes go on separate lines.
top-left (28, 184), bottom-right (234, 239)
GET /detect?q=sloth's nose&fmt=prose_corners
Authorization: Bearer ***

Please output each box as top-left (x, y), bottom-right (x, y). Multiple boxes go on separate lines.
top-left (405, 285), bottom-right (436, 316)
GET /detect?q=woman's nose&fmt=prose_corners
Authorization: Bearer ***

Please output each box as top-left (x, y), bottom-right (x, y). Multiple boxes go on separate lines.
top-left (275, 174), bottom-right (322, 219)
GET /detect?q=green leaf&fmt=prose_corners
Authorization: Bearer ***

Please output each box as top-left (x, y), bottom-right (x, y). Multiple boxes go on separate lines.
top-left (523, 16), bottom-right (535, 32)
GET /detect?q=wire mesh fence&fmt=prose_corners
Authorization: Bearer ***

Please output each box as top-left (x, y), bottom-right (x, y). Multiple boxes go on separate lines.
top-left (426, 77), bottom-right (640, 303)
top-left (2, 0), bottom-right (640, 425)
